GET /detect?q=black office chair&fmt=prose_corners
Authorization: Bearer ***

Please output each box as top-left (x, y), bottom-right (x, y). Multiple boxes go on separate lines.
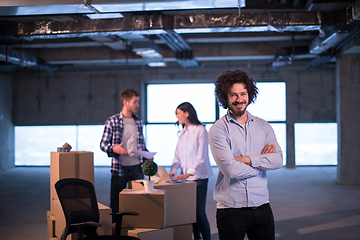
top-left (55, 178), bottom-right (140, 240)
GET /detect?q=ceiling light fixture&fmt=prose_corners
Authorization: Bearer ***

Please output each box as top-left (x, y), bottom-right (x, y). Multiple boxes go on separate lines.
top-left (86, 13), bottom-right (124, 19)
top-left (148, 61), bottom-right (166, 67)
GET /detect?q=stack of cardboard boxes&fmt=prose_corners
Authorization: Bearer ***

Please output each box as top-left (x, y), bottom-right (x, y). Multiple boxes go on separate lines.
top-left (121, 180), bottom-right (197, 240)
top-left (47, 151), bottom-right (112, 240)
top-left (47, 152), bottom-right (197, 240)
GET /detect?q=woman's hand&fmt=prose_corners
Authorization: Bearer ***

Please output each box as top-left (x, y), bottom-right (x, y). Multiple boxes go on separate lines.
top-left (173, 173), bottom-right (191, 181)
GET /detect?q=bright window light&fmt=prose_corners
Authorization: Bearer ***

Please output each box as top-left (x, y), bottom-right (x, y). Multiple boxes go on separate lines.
top-left (78, 125), bottom-right (110, 166)
top-left (145, 124), bottom-right (215, 167)
top-left (145, 124), bottom-right (180, 166)
top-left (219, 82), bottom-right (286, 121)
top-left (15, 125), bottom-right (112, 166)
top-left (147, 83), bottom-right (215, 123)
top-left (15, 126), bottom-right (77, 166)
top-left (295, 123), bottom-right (337, 165)
top-left (270, 123), bottom-right (286, 166)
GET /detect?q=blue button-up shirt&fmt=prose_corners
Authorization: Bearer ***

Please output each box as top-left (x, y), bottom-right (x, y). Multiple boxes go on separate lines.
top-left (208, 111), bottom-right (283, 208)
top-left (100, 112), bottom-right (146, 177)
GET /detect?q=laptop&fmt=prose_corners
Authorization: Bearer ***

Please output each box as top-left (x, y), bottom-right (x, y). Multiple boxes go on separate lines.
top-left (151, 166), bottom-right (187, 183)
top-left (152, 166), bottom-right (173, 183)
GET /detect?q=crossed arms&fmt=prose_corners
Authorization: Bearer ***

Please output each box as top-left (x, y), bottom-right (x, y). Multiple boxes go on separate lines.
top-left (234, 144), bottom-right (275, 166)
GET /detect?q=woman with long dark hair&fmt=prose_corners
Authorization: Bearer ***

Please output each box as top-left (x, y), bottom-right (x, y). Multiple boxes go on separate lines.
top-left (169, 102), bottom-right (213, 240)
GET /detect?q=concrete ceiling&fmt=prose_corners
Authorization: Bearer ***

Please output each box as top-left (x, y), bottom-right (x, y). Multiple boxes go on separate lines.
top-left (0, 0), bottom-right (360, 72)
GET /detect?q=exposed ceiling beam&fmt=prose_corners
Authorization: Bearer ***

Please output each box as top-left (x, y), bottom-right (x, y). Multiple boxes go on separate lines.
top-left (5, 11), bottom-right (332, 41)
top-left (0, 0), bottom-right (245, 16)
top-left (0, 45), bottom-right (59, 71)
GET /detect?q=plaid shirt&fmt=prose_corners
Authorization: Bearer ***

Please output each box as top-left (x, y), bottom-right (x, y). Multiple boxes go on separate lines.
top-left (100, 112), bottom-right (146, 176)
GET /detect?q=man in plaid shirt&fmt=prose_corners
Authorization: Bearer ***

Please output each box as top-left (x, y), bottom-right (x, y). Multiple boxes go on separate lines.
top-left (100, 89), bottom-right (152, 222)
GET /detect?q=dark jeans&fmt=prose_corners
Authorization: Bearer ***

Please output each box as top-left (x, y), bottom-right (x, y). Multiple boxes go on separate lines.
top-left (193, 178), bottom-right (211, 240)
top-left (216, 203), bottom-right (275, 240)
top-left (110, 164), bottom-right (144, 222)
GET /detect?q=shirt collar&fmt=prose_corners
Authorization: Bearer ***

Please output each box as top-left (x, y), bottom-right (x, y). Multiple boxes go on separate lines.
top-left (179, 124), bottom-right (197, 138)
top-left (119, 112), bottom-right (140, 120)
top-left (186, 124), bottom-right (197, 132)
top-left (225, 110), bottom-right (254, 124)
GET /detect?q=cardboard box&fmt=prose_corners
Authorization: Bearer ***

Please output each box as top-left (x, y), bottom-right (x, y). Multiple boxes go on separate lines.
top-left (97, 202), bottom-right (112, 235)
top-left (47, 211), bottom-right (56, 239)
top-left (119, 189), bottom-right (167, 228)
top-left (121, 224), bottom-right (191, 240)
top-left (50, 151), bottom-right (94, 213)
top-left (54, 199), bottom-right (72, 240)
top-left (173, 224), bottom-right (193, 240)
top-left (53, 199), bottom-right (111, 240)
top-left (128, 180), bottom-right (196, 227)
top-left (122, 227), bottom-right (174, 240)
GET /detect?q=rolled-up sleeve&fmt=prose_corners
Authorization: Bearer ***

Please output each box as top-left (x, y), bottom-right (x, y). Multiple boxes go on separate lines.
top-left (100, 118), bottom-right (117, 158)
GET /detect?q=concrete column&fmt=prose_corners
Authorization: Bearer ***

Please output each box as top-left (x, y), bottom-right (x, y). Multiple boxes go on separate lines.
top-left (0, 74), bottom-right (15, 171)
top-left (336, 54), bottom-right (360, 184)
top-left (284, 71), bottom-right (298, 168)
top-left (286, 122), bottom-right (295, 168)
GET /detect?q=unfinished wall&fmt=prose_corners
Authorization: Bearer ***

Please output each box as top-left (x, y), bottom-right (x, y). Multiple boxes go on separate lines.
top-left (0, 73), bottom-right (14, 171)
top-left (13, 66), bottom-right (336, 126)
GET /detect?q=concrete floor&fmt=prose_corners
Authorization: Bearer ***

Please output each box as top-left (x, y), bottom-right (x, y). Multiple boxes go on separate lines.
top-left (0, 166), bottom-right (359, 240)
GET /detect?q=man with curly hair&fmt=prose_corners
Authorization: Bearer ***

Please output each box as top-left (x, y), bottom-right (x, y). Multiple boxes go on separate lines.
top-left (209, 70), bottom-right (283, 240)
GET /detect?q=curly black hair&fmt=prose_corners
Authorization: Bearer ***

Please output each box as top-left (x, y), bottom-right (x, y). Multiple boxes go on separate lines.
top-left (215, 70), bottom-right (258, 109)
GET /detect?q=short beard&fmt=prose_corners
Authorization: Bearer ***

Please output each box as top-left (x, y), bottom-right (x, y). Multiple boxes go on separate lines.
top-left (230, 108), bottom-right (246, 117)
top-left (229, 103), bottom-right (247, 117)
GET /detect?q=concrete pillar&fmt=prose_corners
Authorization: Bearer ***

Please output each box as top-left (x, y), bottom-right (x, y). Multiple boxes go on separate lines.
top-left (336, 54), bottom-right (360, 184)
top-left (284, 72), bottom-right (298, 168)
top-left (0, 74), bottom-right (15, 171)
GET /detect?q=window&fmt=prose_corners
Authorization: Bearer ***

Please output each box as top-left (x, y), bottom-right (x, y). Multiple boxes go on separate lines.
top-left (146, 83), bottom-right (216, 166)
top-left (15, 82), bottom-right (290, 166)
top-left (147, 83), bottom-right (216, 123)
top-left (295, 123), bottom-right (337, 165)
top-left (15, 125), bottom-right (110, 166)
top-left (77, 125), bottom-right (111, 166)
top-left (15, 126), bottom-right (77, 166)
top-left (146, 82), bottom-right (287, 166)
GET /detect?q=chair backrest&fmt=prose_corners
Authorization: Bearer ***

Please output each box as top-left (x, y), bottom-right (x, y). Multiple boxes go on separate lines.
top-left (55, 178), bottom-right (100, 238)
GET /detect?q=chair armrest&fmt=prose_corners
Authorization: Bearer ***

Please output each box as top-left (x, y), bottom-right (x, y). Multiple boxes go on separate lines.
top-left (110, 211), bottom-right (139, 217)
top-left (70, 221), bottom-right (102, 240)
top-left (111, 211), bottom-right (139, 236)
top-left (71, 221), bottom-right (102, 228)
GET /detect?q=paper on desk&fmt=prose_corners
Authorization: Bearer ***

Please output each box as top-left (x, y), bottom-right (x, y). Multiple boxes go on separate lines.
top-left (134, 150), bottom-right (157, 159)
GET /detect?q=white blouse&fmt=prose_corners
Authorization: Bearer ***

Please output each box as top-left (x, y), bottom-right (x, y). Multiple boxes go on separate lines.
top-left (170, 124), bottom-right (213, 180)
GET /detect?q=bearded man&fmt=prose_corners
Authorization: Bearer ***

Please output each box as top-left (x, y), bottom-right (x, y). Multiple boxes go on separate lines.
top-left (208, 70), bottom-right (283, 240)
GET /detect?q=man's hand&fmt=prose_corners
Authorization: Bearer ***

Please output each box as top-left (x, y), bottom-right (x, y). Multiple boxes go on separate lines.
top-left (234, 144), bottom-right (275, 166)
top-left (113, 142), bottom-right (129, 155)
top-left (261, 144), bottom-right (275, 154)
top-left (173, 173), bottom-right (191, 181)
top-left (234, 156), bottom-right (251, 165)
